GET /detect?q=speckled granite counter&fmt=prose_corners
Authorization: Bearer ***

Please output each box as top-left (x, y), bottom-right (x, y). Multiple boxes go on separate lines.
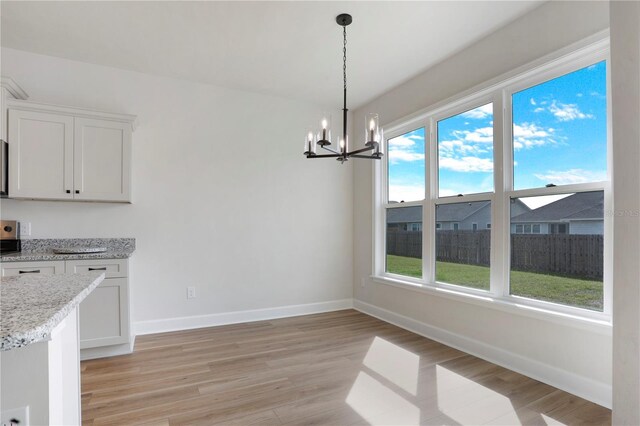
top-left (0, 272), bottom-right (105, 350)
top-left (1, 238), bottom-right (135, 262)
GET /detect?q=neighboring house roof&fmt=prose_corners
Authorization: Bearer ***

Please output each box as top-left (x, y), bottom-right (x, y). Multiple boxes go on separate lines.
top-left (436, 201), bottom-right (490, 222)
top-left (387, 205), bottom-right (422, 224)
top-left (511, 191), bottom-right (604, 223)
top-left (387, 200), bottom-right (506, 224)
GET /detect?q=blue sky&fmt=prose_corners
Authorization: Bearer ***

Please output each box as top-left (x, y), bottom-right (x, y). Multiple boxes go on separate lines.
top-left (387, 61), bottom-right (607, 203)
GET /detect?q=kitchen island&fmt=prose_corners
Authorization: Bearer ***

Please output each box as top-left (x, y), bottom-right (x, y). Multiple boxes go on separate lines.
top-left (0, 271), bottom-right (105, 425)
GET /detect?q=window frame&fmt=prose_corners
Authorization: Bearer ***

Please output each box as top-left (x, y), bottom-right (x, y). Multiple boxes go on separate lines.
top-left (372, 36), bottom-right (612, 323)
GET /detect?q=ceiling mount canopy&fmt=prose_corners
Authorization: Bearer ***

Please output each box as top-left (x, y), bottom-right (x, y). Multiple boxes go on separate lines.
top-left (303, 13), bottom-right (383, 163)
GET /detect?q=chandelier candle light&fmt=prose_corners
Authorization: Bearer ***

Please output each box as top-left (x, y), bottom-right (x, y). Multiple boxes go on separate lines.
top-left (303, 13), bottom-right (384, 163)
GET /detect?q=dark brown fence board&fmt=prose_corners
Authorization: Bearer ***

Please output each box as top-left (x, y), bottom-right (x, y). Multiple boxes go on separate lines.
top-left (386, 230), bottom-right (603, 279)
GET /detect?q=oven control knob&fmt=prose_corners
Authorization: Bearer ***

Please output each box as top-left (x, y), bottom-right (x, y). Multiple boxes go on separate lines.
top-left (3, 226), bottom-right (12, 232)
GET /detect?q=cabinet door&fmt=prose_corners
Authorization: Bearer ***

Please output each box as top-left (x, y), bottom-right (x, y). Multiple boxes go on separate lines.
top-left (74, 118), bottom-right (131, 202)
top-left (8, 110), bottom-right (74, 199)
top-left (78, 277), bottom-right (130, 349)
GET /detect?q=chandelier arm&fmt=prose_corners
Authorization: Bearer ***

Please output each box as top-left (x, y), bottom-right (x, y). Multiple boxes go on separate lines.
top-left (307, 153), bottom-right (341, 159)
top-left (349, 154), bottom-right (383, 160)
top-left (321, 145), bottom-right (341, 154)
top-left (347, 146), bottom-right (376, 156)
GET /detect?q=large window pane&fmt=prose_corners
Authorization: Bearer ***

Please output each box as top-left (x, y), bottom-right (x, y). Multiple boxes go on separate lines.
top-left (386, 206), bottom-right (422, 278)
top-left (435, 201), bottom-right (491, 290)
top-left (512, 62), bottom-right (607, 190)
top-left (438, 104), bottom-right (494, 196)
top-left (510, 191), bottom-right (604, 311)
top-left (387, 128), bottom-right (425, 203)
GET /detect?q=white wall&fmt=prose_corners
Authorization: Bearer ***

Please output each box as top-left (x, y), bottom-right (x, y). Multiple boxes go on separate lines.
top-left (611, 2), bottom-right (640, 424)
top-left (0, 47), bottom-right (354, 330)
top-left (352, 1), bottom-right (612, 407)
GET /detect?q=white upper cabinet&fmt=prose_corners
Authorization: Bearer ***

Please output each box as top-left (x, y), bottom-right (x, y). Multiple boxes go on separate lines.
top-left (74, 118), bottom-right (131, 202)
top-left (9, 110), bottom-right (74, 200)
top-left (7, 100), bottom-right (136, 203)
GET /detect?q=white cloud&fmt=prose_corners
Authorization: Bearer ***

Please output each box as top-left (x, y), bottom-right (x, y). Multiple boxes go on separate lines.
top-left (461, 104), bottom-right (492, 119)
top-left (530, 98), bottom-right (537, 106)
top-left (533, 168), bottom-right (606, 185)
top-left (388, 151), bottom-right (425, 163)
top-left (533, 107), bottom-right (545, 113)
top-left (388, 136), bottom-right (416, 148)
top-left (548, 101), bottom-right (594, 122)
top-left (388, 184), bottom-right (425, 203)
top-left (451, 127), bottom-right (493, 144)
top-left (513, 122), bottom-right (557, 150)
top-left (439, 156), bottom-right (493, 173)
top-left (388, 134), bottom-right (424, 163)
top-left (462, 126), bottom-right (493, 143)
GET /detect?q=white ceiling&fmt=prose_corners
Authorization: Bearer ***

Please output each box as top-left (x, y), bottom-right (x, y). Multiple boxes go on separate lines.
top-left (0, 1), bottom-right (544, 109)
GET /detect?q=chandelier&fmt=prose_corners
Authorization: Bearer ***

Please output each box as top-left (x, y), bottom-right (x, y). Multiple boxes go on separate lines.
top-left (303, 13), bottom-right (384, 163)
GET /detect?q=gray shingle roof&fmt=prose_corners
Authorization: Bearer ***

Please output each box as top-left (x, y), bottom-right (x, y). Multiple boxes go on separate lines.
top-left (387, 205), bottom-right (422, 224)
top-left (436, 201), bottom-right (490, 221)
top-left (386, 200), bottom-right (493, 224)
top-left (511, 191), bottom-right (603, 223)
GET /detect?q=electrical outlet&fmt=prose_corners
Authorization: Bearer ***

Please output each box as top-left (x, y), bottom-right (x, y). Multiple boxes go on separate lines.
top-left (187, 286), bottom-right (196, 299)
top-left (19, 222), bottom-right (31, 237)
top-left (1, 406), bottom-right (29, 426)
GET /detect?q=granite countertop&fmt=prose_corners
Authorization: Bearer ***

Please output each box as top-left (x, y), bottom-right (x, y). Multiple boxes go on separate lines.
top-left (0, 271), bottom-right (105, 351)
top-left (1, 238), bottom-right (135, 262)
top-left (1, 250), bottom-right (133, 262)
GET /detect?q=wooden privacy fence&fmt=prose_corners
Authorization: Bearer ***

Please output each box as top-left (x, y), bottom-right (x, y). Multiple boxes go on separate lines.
top-left (386, 230), bottom-right (603, 279)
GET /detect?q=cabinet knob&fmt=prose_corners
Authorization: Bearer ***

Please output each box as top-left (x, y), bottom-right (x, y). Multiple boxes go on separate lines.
top-left (66, 190), bottom-right (71, 194)
top-left (75, 190), bottom-right (80, 194)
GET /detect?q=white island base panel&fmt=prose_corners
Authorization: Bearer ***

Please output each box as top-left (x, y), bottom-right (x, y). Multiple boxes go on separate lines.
top-left (1, 307), bottom-right (81, 426)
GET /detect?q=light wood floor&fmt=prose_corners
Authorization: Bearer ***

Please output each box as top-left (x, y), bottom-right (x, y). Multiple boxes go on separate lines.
top-left (81, 310), bottom-right (611, 425)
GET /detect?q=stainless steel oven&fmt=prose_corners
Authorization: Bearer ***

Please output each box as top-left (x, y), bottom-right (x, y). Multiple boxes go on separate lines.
top-left (0, 220), bottom-right (20, 255)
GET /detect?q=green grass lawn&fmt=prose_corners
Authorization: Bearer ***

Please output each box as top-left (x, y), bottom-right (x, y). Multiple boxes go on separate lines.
top-left (386, 255), bottom-right (603, 311)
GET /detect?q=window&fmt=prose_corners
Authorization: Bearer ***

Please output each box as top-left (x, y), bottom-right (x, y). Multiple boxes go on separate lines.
top-left (436, 202), bottom-right (491, 291)
top-left (438, 103), bottom-right (494, 196)
top-left (388, 128), bottom-right (425, 203)
top-left (375, 41), bottom-right (610, 318)
top-left (510, 191), bottom-right (604, 311)
top-left (512, 62), bottom-right (607, 191)
top-left (434, 103), bottom-right (494, 290)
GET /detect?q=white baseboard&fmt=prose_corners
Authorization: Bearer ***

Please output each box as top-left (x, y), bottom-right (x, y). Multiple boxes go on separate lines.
top-left (81, 337), bottom-right (136, 361)
top-left (354, 299), bottom-right (612, 409)
top-left (133, 299), bottom-right (354, 336)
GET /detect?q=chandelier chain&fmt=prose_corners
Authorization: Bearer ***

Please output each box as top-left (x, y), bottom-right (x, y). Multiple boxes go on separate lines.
top-left (343, 26), bottom-right (347, 91)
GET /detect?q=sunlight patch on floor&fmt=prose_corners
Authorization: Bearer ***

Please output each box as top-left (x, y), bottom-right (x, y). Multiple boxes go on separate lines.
top-left (436, 364), bottom-right (519, 424)
top-left (346, 371), bottom-right (421, 425)
top-left (363, 336), bottom-right (420, 395)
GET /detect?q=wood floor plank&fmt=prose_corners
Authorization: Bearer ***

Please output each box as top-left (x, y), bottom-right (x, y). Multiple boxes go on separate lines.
top-left (81, 309), bottom-right (610, 425)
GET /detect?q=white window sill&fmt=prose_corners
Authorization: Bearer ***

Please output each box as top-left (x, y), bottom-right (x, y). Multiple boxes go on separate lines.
top-left (370, 275), bottom-right (612, 336)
